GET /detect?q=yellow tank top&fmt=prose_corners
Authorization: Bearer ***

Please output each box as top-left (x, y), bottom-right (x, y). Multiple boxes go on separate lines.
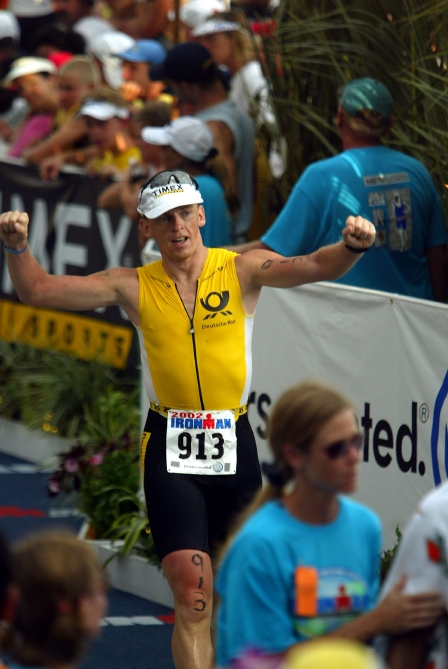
top-left (136, 248), bottom-right (254, 411)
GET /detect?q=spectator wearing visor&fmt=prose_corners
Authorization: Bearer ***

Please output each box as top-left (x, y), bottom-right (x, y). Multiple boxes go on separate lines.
top-left (40, 87), bottom-right (141, 180)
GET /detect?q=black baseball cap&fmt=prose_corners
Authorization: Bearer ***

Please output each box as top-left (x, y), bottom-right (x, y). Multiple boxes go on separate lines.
top-left (149, 42), bottom-right (218, 83)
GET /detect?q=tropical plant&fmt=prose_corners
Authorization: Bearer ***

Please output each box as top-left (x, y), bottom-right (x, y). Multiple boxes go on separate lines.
top-left (0, 339), bottom-right (135, 438)
top-left (260, 0), bottom-right (448, 225)
top-left (0, 340), bottom-right (142, 540)
top-left (105, 486), bottom-right (159, 566)
top-left (47, 385), bottom-right (141, 539)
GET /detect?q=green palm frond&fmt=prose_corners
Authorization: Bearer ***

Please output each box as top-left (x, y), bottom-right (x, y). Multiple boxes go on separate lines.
top-left (260, 0), bottom-right (448, 224)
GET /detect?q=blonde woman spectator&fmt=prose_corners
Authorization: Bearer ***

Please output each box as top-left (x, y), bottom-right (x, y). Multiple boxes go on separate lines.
top-left (2, 530), bottom-right (107, 669)
top-left (24, 56), bottom-right (100, 164)
top-left (167, 0), bottom-right (227, 41)
top-left (192, 10), bottom-right (275, 128)
top-left (216, 381), bottom-right (444, 667)
top-left (192, 9), bottom-right (285, 187)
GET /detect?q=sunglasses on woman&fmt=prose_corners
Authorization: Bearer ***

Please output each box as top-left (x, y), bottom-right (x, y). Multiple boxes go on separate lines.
top-left (324, 433), bottom-right (364, 459)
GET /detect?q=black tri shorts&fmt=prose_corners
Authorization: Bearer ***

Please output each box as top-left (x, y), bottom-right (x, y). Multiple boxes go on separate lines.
top-left (141, 409), bottom-right (262, 563)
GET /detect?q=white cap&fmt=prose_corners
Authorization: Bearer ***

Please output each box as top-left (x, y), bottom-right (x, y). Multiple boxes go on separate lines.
top-left (168, 0), bottom-right (227, 28)
top-left (89, 30), bottom-right (135, 90)
top-left (0, 11), bottom-right (20, 42)
top-left (137, 172), bottom-right (203, 219)
top-left (74, 15), bottom-right (113, 52)
top-left (79, 99), bottom-right (130, 120)
top-left (141, 116), bottom-right (214, 162)
top-left (8, 0), bottom-right (52, 18)
top-left (191, 20), bottom-right (242, 37)
top-left (4, 57), bottom-right (56, 85)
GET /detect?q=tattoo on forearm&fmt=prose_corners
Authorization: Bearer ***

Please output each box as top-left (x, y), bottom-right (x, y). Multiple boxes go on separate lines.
top-left (261, 259), bottom-right (273, 270)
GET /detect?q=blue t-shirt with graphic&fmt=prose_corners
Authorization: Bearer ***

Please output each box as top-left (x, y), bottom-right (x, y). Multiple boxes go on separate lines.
top-left (216, 498), bottom-right (382, 666)
top-left (261, 146), bottom-right (447, 300)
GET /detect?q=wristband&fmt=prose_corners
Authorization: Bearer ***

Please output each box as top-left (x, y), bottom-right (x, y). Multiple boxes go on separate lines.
top-left (345, 244), bottom-right (370, 254)
top-left (4, 242), bottom-right (27, 255)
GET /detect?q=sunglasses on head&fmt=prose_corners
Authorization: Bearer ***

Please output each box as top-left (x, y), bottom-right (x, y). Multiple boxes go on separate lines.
top-left (146, 170), bottom-right (199, 191)
top-left (324, 433), bottom-right (363, 459)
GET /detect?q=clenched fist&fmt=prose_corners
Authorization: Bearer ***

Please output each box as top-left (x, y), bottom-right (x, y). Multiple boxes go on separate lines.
top-left (342, 215), bottom-right (376, 251)
top-left (0, 210), bottom-right (29, 251)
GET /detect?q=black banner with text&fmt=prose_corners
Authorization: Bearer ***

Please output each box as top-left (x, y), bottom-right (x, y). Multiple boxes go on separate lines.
top-left (0, 159), bottom-right (140, 369)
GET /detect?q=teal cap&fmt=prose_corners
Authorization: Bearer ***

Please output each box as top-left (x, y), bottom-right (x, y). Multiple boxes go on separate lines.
top-left (341, 77), bottom-right (393, 119)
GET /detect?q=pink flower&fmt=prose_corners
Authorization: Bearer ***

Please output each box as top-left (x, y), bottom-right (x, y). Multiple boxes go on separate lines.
top-left (48, 479), bottom-right (61, 494)
top-left (90, 452), bottom-right (105, 466)
top-left (64, 458), bottom-right (79, 473)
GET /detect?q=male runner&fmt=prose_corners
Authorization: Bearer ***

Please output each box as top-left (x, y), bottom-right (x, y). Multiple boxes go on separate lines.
top-left (0, 170), bottom-right (375, 669)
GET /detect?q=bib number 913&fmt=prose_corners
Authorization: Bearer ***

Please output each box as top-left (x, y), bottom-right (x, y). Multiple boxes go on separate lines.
top-left (178, 432), bottom-right (224, 460)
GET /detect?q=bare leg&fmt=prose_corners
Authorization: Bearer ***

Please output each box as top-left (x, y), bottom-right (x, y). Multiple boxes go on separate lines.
top-left (162, 549), bottom-right (214, 669)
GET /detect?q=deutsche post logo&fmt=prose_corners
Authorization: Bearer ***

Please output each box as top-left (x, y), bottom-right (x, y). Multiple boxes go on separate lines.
top-left (200, 291), bottom-right (232, 319)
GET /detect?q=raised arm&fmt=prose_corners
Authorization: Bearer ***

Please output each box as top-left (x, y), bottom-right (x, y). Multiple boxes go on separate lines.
top-left (0, 210), bottom-right (140, 324)
top-left (236, 215), bottom-right (375, 310)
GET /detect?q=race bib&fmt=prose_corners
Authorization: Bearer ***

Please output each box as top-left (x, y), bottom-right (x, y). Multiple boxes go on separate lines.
top-left (166, 409), bottom-right (237, 475)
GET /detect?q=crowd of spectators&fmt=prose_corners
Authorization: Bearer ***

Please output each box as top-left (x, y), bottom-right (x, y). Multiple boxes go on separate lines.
top-left (0, 0), bottom-right (280, 251)
top-left (0, 0), bottom-right (444, 304)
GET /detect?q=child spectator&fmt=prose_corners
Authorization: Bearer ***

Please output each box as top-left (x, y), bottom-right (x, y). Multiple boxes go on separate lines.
top-left (4, 57), bottom-right (59, 158)
top-left (2, 530), bottom-right (107, 669)
top-left (40, 87), bottom-right (141, 180)
top-left (24, 56), bottom-right (100, 164)
top-left (98, 99), bottom-right (171, 219)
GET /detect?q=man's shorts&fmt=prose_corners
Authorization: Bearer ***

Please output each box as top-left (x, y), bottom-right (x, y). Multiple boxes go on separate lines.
top-left (141, 409), bottom-right (262, 563)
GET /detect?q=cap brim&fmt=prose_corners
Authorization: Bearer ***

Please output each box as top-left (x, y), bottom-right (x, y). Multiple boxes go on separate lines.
top-left (80, 101), bottom-right (129, 120)
top-left (4, 63), bottom-right (55, 85)
top-left (138, 192), bottom-right (203, 219)
top-left (141, 126), bottom-right (171, 145)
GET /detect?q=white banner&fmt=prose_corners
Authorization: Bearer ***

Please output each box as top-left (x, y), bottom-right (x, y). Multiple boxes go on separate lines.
top-left (249, 282), bottom-right (448, 548)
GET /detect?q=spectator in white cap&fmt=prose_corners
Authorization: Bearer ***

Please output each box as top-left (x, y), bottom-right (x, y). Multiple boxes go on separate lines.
top-left (89, 30), bottom-right (135, 91)
top-left (3, 56), bottom-right (59, 158)
top-left (141, 115), bottom-right (232, 247)
top-left (40, 87), bottom-right (141, 180)
top-left (118, 39), bottom-right (171, 108)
